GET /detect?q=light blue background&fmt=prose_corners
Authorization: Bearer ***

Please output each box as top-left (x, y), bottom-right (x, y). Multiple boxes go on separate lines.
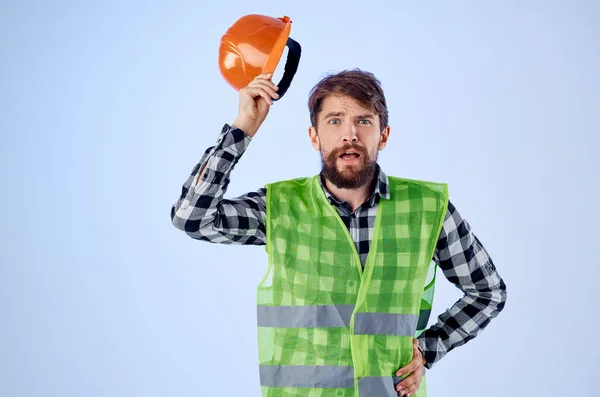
top-left (1, 1), bottom-right (598, 396)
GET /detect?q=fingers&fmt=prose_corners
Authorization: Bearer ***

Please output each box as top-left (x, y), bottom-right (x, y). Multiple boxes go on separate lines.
top-left (241, 73), bottom-right (280, 105)
top-left (245, 87), bottom-right (275, 105)
top-left (395, 339), bottom-right (424, 396)
top-left (395, 367), bottom-right (423, 396)
top-left (394, 363), bottom-right (420, 396)
top-left (396, 378), bottom-right (419, 396)
top-left (248, 81), bottom-right (279, 102)
top-left (251, 73), bottom-right (279, 91)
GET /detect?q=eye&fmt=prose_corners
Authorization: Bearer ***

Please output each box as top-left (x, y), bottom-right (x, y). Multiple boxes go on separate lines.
top-left (359, 119), bottom-right (371, 125)
top-left (329, 119), bottom-right (340, 125)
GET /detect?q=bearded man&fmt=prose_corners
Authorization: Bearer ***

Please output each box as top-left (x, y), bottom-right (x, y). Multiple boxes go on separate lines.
top-left (171, 69), bottom-right (507, 397)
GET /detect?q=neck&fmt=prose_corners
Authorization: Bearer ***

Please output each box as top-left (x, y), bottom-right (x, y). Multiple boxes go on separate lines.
top-left (324, 178), bottom-right (373, 212)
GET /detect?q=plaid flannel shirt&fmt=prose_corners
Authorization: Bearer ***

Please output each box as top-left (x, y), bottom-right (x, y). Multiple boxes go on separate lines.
top-left (171, 124), bottom-right (507, 369)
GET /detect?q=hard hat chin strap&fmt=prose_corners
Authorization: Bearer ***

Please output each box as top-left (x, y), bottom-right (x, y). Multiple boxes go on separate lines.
top-left (273, 38), bottom-right (301, 101)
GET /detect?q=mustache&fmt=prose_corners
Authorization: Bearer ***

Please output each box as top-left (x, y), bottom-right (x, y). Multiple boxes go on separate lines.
top-left (330, 143), bottom-right (367, 158)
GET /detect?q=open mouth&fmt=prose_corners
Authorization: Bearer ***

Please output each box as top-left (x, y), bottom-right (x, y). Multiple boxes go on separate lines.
top-left (339, 150), bottom-right (361, 161)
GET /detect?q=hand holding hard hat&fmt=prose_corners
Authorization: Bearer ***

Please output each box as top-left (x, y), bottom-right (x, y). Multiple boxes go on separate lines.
top-left (231, 73), bottom-right (279, 137)
top-left (220, 14), bottom-right (301, 137)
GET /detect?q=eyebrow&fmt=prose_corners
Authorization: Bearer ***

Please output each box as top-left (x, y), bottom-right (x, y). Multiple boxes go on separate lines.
top-left (322, 111), bottom-right (375, 120)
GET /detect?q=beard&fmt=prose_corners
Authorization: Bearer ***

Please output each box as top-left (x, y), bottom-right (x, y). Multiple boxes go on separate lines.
top-left (320, 143), bottom-right (378, 189)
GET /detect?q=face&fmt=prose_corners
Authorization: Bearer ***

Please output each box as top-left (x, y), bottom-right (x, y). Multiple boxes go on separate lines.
top-left (308, 95), bottom-right (390, 189)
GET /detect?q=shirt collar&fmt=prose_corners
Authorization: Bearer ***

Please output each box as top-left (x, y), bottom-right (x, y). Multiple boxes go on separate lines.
top-left (319, 164), bottom-right (391, 209)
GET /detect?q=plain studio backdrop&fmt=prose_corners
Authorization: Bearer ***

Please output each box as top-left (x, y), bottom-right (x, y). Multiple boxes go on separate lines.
top-left (1, 1), bottom-right (598, 396)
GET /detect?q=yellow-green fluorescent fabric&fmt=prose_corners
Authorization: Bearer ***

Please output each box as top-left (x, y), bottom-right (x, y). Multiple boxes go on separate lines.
top-left (258, 175), bottom-right (448, 397)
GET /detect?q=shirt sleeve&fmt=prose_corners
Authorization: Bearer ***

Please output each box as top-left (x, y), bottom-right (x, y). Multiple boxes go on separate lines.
top-left (417, 200), bottom-right (507, 369)
top-left (170, 123), bottom-right (267, 245)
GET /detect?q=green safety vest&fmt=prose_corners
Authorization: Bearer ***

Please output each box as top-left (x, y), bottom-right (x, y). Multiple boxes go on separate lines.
top-left (258, 175), bottom-right (448, 397)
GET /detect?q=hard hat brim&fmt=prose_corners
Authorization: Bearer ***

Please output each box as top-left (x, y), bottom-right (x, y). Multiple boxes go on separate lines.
top-left (263, 16), bottom-right (292, 74)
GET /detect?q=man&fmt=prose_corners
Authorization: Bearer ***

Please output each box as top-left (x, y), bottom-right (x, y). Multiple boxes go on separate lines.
top-left (171, 69), bottom-right (507, 397)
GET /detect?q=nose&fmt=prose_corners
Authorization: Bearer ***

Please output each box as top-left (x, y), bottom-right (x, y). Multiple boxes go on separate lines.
top-left (341, 124), bottom-right (358, 143)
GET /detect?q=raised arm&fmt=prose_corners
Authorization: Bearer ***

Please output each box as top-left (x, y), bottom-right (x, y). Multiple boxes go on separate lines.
top-left (171, 73), bottom-right (280, 245)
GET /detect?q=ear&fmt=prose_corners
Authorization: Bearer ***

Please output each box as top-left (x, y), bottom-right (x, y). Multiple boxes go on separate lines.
top-left (378, 125), bottom-right (391, 151)
top-left (308, 126), bottom-right (320, 151)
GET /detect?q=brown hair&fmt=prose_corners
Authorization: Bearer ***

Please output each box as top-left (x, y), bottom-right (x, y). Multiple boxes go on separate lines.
top-left (308, 69), bottom-right (389, 132)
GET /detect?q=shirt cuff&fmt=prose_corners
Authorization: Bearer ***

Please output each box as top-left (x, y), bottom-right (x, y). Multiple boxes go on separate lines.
top-left (221, 123), bottom-right (252, 156)
top-left (417, 334), bottom-right (445, 370)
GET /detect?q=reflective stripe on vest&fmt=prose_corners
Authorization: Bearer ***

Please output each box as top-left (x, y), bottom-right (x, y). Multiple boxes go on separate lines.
top-left (354, 312), bottom-right (418, 336)
top-left (256, 304), bottom-right (354, 328)
top-left (259, 365), bottom-right (354, 388)
top-left (258, 305), bottom-right (418, 336)
top-left (260, 364), bottom-right (413, 397)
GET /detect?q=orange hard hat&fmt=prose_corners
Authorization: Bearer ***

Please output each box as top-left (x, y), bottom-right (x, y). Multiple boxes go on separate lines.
top-left (219, 14), bottom-right (301, 100)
